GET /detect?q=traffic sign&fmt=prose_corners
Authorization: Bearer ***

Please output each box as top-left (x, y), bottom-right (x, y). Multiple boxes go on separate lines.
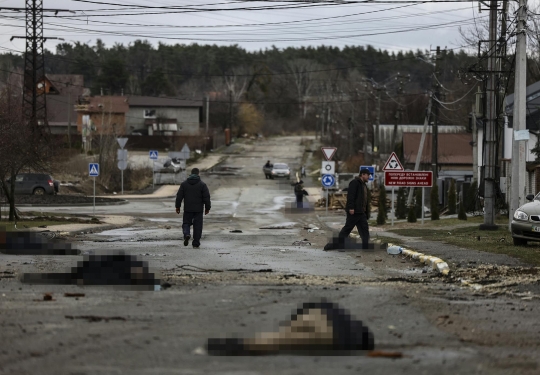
top-left (321, 174), bottom-right (335, 188)
top-left (359, 165), bottom-right (375, 181)
top-left (117, 137), bottom-right (128, 149)
top-left (117, 149), bottom-right (128, 161)
top-left (321, 147), bottom-right (337, 161)
top-left (384, 171), bottom-right (433, 187)
top-left (118, 160), bottom-right (128, 171)
top-left (149, 150), bottom-right (159, 160)
top-left (321, 161), bottom-right (335, 175)
top-left (383, 152), bottom-right (404, 171)
top-left (89, 163), bottom-right (99, 177)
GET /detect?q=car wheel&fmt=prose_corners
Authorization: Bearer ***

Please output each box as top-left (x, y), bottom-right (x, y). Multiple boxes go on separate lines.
top-left (33, 187), bottom-right (46, 195)
top-left (513, 237), bottom-right (527, 246)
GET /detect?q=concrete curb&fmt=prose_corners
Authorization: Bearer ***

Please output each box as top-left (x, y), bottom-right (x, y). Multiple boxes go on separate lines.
top-left (391, 244), bottom-right (450, 275)
top-left (16, 199), bottom-right (129, 207)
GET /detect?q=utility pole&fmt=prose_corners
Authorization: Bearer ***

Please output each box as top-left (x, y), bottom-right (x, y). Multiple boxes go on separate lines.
top-left (67, 91), bottom-right (71, 149)
top-left (431, 46), bottom-right (443, 180)
top-left (407, 94), bottom-right (433, 207)
top-left (205, 95), bottom-right (209, 134)
top-left (374, 86), bottom-right (382, 157)
top-left (391, 74), bottom-right (407, 152)
top-left (510, 0), bottom-right (528, 229)
top-left (480, 0), bottom-right (499, 230)
top-left (364, 95), bottom-right (369, 164)
top-left (10, 1), bottom-right (69, 132)
top-left (472, 104), bottom-right (478, 184)
top-left (228, 90), bottom-right (233, 130)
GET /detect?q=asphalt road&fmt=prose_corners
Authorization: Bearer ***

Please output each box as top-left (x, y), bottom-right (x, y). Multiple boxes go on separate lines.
top-left (1, 136), bottom-right (539, 375)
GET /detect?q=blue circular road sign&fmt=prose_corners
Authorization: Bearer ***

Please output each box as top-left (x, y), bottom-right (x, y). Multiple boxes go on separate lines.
top-left (321, 174), bottom-right (335, 188)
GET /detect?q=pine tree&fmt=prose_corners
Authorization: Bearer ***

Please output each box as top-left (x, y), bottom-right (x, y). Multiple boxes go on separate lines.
top-left (377, 188), bottom-right (387, 225)
top-left (464, 181), bottom-right (478, 213)
top-left (407, 205), bottom-right (417, 223)
top-left (431, 182), bottom-right (440, 220)
top-left (414, 188), bottom-right (423, 218)
top-left (448, 179), bottom-right (457, 215)
top-left (396, 188), bottom-right (406, 219)
top-left (458, 196), bottom-right (467, 220)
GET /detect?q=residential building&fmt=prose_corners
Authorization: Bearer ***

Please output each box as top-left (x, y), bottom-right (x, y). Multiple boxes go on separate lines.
top-left (125, 96), bottom-right (203, 136)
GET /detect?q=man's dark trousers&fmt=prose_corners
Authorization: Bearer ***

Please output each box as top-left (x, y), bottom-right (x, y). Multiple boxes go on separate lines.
top-left (183, 211), bottom-right (203, 247)
top-left (337, 212), bottom-right (369, 249)
top-left (295, 194), bottom-right (303, 208)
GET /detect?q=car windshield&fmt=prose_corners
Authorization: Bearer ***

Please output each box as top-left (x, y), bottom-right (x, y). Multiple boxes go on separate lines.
top-left (273, 164), bottom-right (288, 169)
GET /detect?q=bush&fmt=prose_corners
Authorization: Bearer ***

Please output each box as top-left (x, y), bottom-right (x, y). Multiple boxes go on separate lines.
top-left (407, 206), bottom-right (417, 222)
top-left (377, 188), bottom-right (387, 225)
top-left (431, 182), bottom-right (440, 220)
top-left (448, 179), bottom-right (456, 215)
top-left (414, 188), bottom-right (422, 218)
top-left (396, 187), bottom-right (406, 219)
top-left (464, 180), bottom-right (478, 213)
top-left (458, 198), bottom-right (467, 220)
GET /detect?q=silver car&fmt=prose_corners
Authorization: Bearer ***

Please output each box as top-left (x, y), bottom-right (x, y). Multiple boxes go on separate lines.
top-left (511, 193), bottom-right (540, 245)
top-left (270, 163), bottom-right (291, 180)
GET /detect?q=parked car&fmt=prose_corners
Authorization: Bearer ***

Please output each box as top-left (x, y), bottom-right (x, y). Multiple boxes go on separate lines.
top-left (6, 173), bottom-right (59, 195)
top-left (270, 163), bottom-right (291, 180)
top-left (511, 193), bottom-right (540, 245)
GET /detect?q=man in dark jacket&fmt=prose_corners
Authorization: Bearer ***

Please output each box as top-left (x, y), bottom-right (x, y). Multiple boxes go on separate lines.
top-left (324, 168), bottom-right (371, 250)
top-left (294, 180), bottom-right (308, 208)
top-left (175, 168), bottom-right (211, 248)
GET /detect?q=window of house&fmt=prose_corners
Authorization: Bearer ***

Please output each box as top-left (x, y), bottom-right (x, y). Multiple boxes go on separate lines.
top-left (144, 109), bottom-right (156, 118)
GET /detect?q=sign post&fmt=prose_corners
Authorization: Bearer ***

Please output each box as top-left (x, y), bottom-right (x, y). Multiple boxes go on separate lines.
top-left (321, 174), bottom-right (335, 214)
top-left (89, 163), bottom-right (99, 216)
top-left (383, 152), bottom-right (404, 226)
top-left (117, 138), bottom-right (128, 195)
top-left (149, 150), bottom-right (159, 189)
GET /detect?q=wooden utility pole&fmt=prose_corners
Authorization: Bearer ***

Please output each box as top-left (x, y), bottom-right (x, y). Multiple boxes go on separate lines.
top-left (431, 46), bottom-right (443, 180)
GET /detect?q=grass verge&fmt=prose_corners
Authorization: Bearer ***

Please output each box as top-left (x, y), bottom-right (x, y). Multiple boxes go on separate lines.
top-left (0, 220), bottom-right (72, 231)
top-left (388, 223), bottom-right (540, 266)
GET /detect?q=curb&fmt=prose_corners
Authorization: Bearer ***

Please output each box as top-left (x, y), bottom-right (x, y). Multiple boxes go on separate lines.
top-left (390, 244), bottom-right (450, 275)
top-left (15, 199), bottom-right (129, 207)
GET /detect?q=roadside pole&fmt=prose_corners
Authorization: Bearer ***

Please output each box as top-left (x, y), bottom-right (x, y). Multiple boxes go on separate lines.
top-left (325, 188), bottom-right (328, 215)
top-left (149, 150), bottom-right (159, 191)
top-left (421, 187), bottom-right (425, 225)
top-left (391, 187), bottom-right (395, 226)
top-left (89, 163), bottom-right (99, 217)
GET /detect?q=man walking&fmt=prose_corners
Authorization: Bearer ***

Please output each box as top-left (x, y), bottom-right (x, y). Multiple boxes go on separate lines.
top-left (175, 168), bottom-right (211, 248)
top-left (294, 180), bottom-right (308, 208)
top-left (324, 168), bottom-right (371, 250)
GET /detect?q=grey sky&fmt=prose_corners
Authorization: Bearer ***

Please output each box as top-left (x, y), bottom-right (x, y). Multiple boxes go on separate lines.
top-left (0, 1), bottom-right (498, 55)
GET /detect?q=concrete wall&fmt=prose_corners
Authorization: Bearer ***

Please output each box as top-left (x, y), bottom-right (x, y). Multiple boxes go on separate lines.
top-left (126, 107), bottom-right (200, 136)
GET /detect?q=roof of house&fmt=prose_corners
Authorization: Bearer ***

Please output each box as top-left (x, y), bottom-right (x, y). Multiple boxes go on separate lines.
top-left (77, 96), bottom-right (129, 114)
top-left (403, 132), bottom-right (473, 165)
top-left (126, 95), bottom-right (203, 108)
top-left (46, 74), bottom-right (85, 97)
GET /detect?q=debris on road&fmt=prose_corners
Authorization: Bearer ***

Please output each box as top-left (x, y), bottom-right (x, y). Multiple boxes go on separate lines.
top-left (65, 315), bottom-right (126, 322)
top-left (230, 230), bottom-right (243, 233)
top-left (259, 223), bottom-right (296, 230)
top-left (64, 293), bottom-right (85, 298)
top-left (292, 239), bottom-right (311, 246)
top-left (367, 350), bottom-right (403, 358)
top-left (42, 293), bottom-right (54, 301)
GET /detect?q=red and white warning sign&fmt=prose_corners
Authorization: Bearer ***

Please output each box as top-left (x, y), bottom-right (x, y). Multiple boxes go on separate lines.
top-left (321, 147), bottom-right (337, 161)
top-left (382, 152), bottom-right (404, 171)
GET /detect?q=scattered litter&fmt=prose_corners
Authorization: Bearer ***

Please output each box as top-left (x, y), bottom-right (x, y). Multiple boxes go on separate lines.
top-left (387, 246), bottom-right (403, 255)
top-left (292, 239), bottom-right (311, 246)
top-left (165, 226), bottom-right (171, 230)
top-left (65, 315), bottom-right (126, 322)
top-left (259, 223), bottom-right (296, 230)
top-left (387, 325), bottom-right (396, 330)
top-left (307, 227), bottom-right (320, 233)
top-left (367, 350), bottom-right (403, 358)
top-left (218, 252), bottom-right (230, 255)
top-left (230, 230), bottom-right (243, 233)
top-left (193, 346), bottom-right (207, 355)
top-left (374, 258), bottom-right (382, 262)
top-left (161, 282), bottom-right (172, 289)
top-left (521, 296), bottom-right (533, 300)
top-left (64, 293), bottom-right (85, 298)
top-left (38, 225), bottom-right (47, 228)
top-left (42, 293), bottom-right (54, 301)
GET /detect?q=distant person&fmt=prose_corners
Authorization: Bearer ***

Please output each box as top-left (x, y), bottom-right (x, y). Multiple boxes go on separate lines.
top-left (294, 180), bottom-right (308, 208)
top-left (175, 168), bottom-right (211, 248)
top-left (324, 168), bottom-right (370, 250)
top-left (301, 165), bottom-right (306, 178)
top-left (263, 160), bottom-right (273, 179)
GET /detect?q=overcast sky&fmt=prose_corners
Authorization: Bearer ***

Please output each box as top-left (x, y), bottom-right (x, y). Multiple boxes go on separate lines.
top-left (0, 0), bottom-right (506, 55)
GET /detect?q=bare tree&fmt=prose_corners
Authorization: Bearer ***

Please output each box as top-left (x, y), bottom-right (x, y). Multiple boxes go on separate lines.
top-left (287, 59), bottom-right (321, 119)
top-left (0, 86), bottom-right (53, 221)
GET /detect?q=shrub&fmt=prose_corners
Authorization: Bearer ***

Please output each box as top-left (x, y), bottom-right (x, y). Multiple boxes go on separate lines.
top-left (396, 187), bottom-right (407, 219)
top-left (377, 188), bottom-right (387, 225)
top-left (458, 197), bottom-right (467, 220)
top-left (464, 181), bottom-right (478, 213)
top-left (414, 188), bottom-right (422, 218)
top-left (431, 181), bottom-right (440, 220)
top-left (448, 179), bottom-right (456, 215)
top-left (407, 205), bottom-right (417, 222)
